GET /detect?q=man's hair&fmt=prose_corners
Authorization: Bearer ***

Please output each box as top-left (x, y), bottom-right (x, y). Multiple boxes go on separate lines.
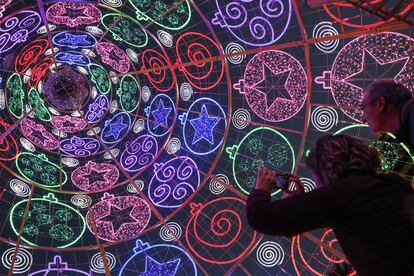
top-left (365, 80), bottom-right (412, 109)
top-left (305, 134), bottom-right (380, 187)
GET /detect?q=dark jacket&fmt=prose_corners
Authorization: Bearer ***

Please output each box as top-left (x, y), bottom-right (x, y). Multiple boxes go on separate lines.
top-left (246, 173), bottom-right (414, 276)
top-left (395, 99), bottom-right (414, 151)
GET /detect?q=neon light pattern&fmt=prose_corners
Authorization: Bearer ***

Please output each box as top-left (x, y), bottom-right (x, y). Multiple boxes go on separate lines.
top-left (141, 49), bottom-right (175, 92)
top-left (96, 42), bottom-right (130, 74)
top-left (28, 88), bottom-right (52, 121)
top-left (71, 161), bottom-right (119, 191)
top-left (55, 51), bottom-right (91, 66)
top-left (144, 94), bottom-right (176, 137)
top-left (148, 156), bottom-right (200, 208)
top-left (16, 152), bottom-right (68, 188)
top-left (185, 197), bottom-right (257, 264)
top-left (120, 134), bottom-right (158, 172)
top-left (20, 118), bottom-right (59, 151)
top-left (90, 252), bottom-right (117, 273)
top-left (0, 0), bottom-right (11, 18)
top-left (51, 115), bottom-right (87, 132)
top-left (234, 50), bottom-right (307, 122)
top-left (101, 112), bottom-right (131, 144)
top-left (180, 97), bottom-right (227, 155)
top-left (10, 193), bottom-right (86, 248)
top-left (118, 239), bottom-right (197, 275)
top-left (29, 56), bottom-right (54, 88)
top-left (291, 229), bottom-right (356, 275)
top-left (212, 0), bottom-right (291, 46)
top-left (1, 247), bottom-right (32, 274)
top-left (256, 241), bottom-right (285, 266)
top-left (88, 63), bottom-right (111, 94)
top-left (0, 10), bottom-right (41, 54)
top-left (226, 127), bottom-right (295, 195)
top-left (101, 13), bottom-right (148, 48)
top-left (28, 256), bottom-right (91, 276)
top-left (0, 116), bottom-right (18, 161)
top-left (52, 31), bottom-right (97, 49)
top-left (176, 32), bottom-right (224, 90)
top-left (316, 32), bottom-right (414, 122)
top-left (46, 2), bottom-right (102, 27)
top-left (86, 94), bottom-right (109, 123)
top-left (127, 0), bottom-right (192, 30)
top-left (14, 38), bottom-right (49, 74)
top-left (60, 136), bottom-right (100, 157)
top-left (6, 73), bottom-right (24, 118)
top-left (117, 75), bottom-right (140, 113)
top-left (86, 193), bottom-right (151, 242)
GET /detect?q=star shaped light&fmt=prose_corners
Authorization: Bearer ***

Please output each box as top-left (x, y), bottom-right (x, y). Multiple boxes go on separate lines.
top-left (190, 104), bottom-right (219, 145)
top-left (60, 33), bottom-right (90, 48)
top-left (104, 116), bottom-right (128, 139)
top-left (151, 99), bottom-right (172, 130)
top-left (252, 64), bottom-right (292, 110)
top-left (101, 204), bottom-right (136, 233)
top-left (344, 49), bottom-right (407, 93)
top-left (141, 256), bottom-right (181, 276)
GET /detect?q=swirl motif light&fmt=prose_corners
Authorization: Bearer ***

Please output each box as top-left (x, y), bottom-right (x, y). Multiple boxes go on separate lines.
top-left (0, 0), bottom-right (412, 275)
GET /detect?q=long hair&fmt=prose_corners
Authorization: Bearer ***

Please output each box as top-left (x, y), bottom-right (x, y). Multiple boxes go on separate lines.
top-left (305, 134), bottom-right (380, 187)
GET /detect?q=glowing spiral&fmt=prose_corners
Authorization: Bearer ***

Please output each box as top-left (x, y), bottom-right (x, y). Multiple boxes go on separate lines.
top-left (141, 86), bottom-right (151, 102)
top-left (61, 157), bottom-right (79, 167)
top-left (100, 0), bottom-right (122, 7)
top-left (85, 26), bottom-right (104, 35)
top-left (48, 107), bottom-right (60, 115)
top-left (71, 194), bottom-right (92, 208)
top-left (37, 24), bottom-right (56, 34)
top-left (157, 30), bottom-right (174, 48)
top-left (166, 137), bottom-right (181, 154)
top-left (87, 127), bottom-right (101, 136)
top-left (180, 83), bottom-right (193, 101)
top-left (232, 108), bottom-right (251, 129)
top-left (311, 107), bottom-right (338, 132)
top-left (312, 21), bottom-right (339, 53)
top-left (9, 179), bottom-right (30, 197)
top-left (133, 119), bottom-right (145, 133)
top-left (90, 252), bottom-right (116, 273)
top-left (19, 138), bottom-right (35, 152)
top-left (300, 177), bottom-right (316, 192)
top-left (225, 43), bottom-right (246, 64)
top-left (256, 241), bottom-right (284, 267)
top-left (1, 247), bottom-right (33, 274)
top-left (160, 222), bottom-right (182, 241)
top-left (126, 49), bottom-right (138, 63)
top-left (209, 174), bottom-right (229, 195)
top-left (0, 90), bottom-right (5, 109)
top-left (52, 129), bottom-right (67, 137)
top-left (109, 71), bottom-right (119, 84)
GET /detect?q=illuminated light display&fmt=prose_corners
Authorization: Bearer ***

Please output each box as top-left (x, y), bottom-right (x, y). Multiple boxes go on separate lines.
top-left (28, 256), bottom-right (90, 275)
top-left (102, 13), bottom-right (148, 48)
top-left (46, 2), bottom-right (102, 27)
top-left (0, 10), bottom-right (41, 54)
top-left (148, 156), bottom-right (200, 208)
top-left (185, 197), bottom-right (257, 264)
top-left (52, 31), bottom-right (97, 49)
top-left (127, 0), bottom-right (192, 30)
top-left (71, 161), bottom-right (119, 191)
top-left (141, 49), bottom-right (175, 92)
top-left (234, 50), bottom-right (307, 122)
top-left (118, 239), bottom-right (197, 275)
top-left (96, 42), bottom-right (130, 74)
top-left (212, 0), bottom-right (291, 46)
top-left (0, 1), bottom-right (412, 274)
top-left (176, 32), bottom-right (224, 90)
top-left (10, 193), bottom-right (86, 248)
top-left (86, 193), bottom-right (151, 242)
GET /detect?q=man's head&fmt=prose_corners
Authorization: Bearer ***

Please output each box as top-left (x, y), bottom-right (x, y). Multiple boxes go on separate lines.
top-left (306, 134), bottom-right (380, 187)
top-left (361, 80), bottom-right (412, 134)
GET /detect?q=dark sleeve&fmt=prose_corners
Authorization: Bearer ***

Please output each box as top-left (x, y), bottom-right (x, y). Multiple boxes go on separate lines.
top-left (409, 103), bottom-right (414, 150)
top-left (246, 185), bottom-right (351, 237)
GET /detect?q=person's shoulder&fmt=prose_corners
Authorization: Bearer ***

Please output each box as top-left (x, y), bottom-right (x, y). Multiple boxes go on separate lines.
top-left (335, 173), bottom-right (412, 193)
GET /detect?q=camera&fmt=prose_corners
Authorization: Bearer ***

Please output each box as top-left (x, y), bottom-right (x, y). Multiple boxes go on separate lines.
top-left (274, 174), bottom-right (291, 190)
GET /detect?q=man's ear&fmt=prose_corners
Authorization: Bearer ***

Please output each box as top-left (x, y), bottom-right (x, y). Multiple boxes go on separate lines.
top-left (376, 96), bottom-right (386, 112)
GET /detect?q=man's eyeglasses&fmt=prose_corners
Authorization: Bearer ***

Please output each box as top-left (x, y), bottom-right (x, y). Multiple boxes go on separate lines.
top-left (358, 98), bottom-right (377, 111)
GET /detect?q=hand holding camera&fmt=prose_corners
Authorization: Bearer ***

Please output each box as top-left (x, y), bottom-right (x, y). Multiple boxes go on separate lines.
top-left (256, 164), bottom-right (304, 195)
